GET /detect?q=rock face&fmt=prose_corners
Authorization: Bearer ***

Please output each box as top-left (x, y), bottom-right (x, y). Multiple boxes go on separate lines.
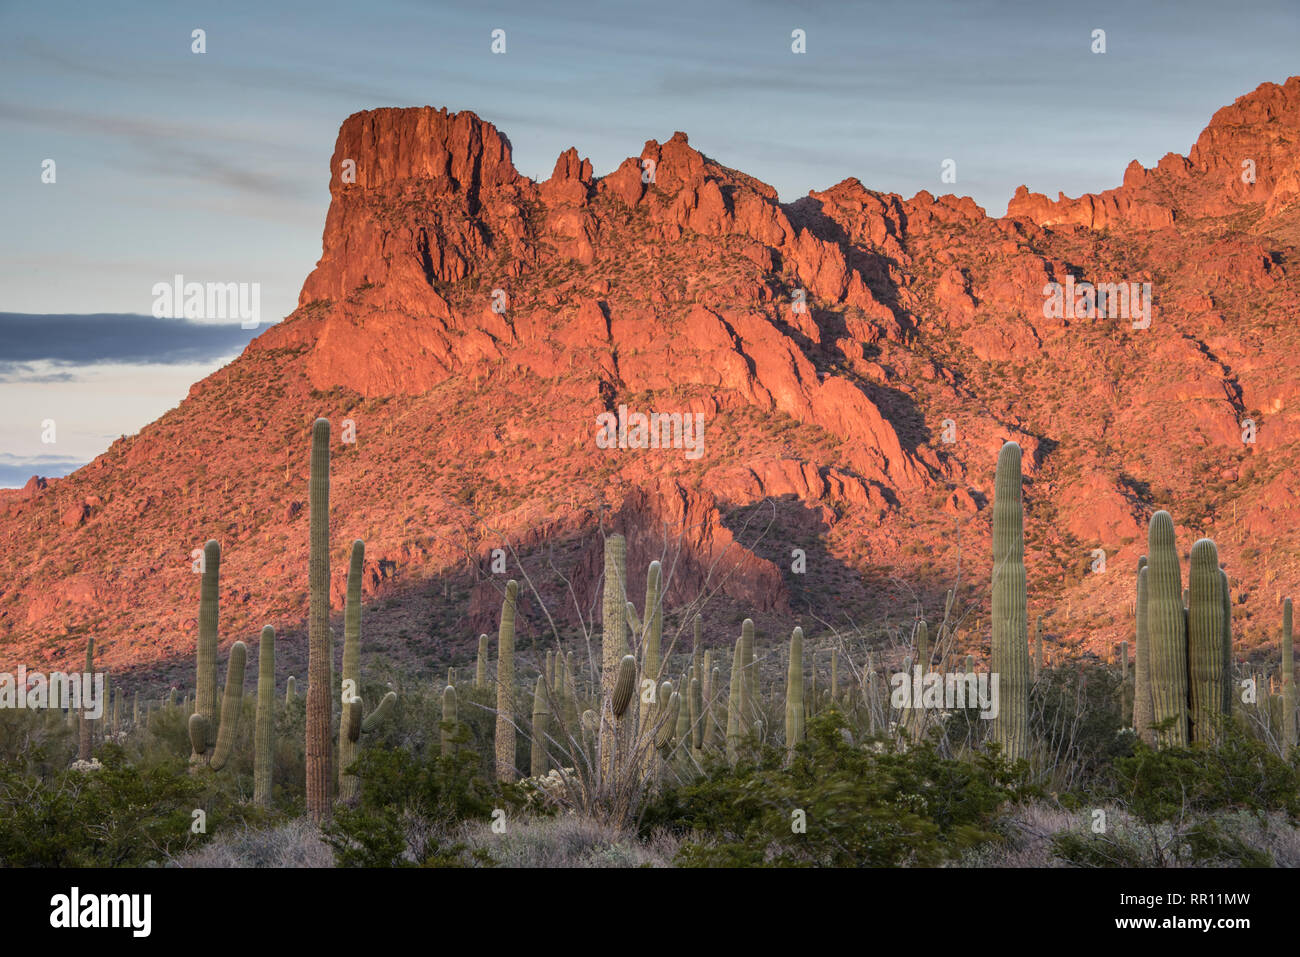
top-left (3, 77), bottom-right (1300, 681)
top-left (1006, 76), bottom-right (1300, 228)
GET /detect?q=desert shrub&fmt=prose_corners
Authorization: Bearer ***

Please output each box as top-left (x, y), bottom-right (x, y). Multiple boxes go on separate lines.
top-left (322, 733), bottom-right (499, 867)
top-left (1051, 728), bottom-right (1299, 866)
top-left (641, 712), bottom-right (1031, 866)
top-left (0, 743), bottom-right (213, 866)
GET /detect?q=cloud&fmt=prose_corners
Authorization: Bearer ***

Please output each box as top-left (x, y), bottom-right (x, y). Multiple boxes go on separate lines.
top-left (0, 313), bottom-right (261, 372)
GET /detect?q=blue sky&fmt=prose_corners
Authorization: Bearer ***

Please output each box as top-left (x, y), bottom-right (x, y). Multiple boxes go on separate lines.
top-left (1, 0), bottom-right (1296, 484)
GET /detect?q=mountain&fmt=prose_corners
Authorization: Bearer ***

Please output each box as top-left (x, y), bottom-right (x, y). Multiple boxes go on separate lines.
top-left (3, 77), bottom-right (1299, 688)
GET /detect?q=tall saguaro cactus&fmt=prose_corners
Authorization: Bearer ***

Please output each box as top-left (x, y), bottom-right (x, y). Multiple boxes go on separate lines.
top-left (77, 638), bottom-right (94, 761)
top-left (1188, 539), bottom-right (1227, 744)
top-left (195, 539), bottom-right (222, 749)
top-left (990, 442), bottom-right (1029, 761)
top-left (531, 674), bottom-right (549, 777)
top-left (1146, 511), bottom-right (1188, 748)
top-left (1133, 556), bottom-right (1153, 743)
top-left (725, 637), bottom-right (744, 764)
top-left (495, 580), bottom-right (519, 782)
top-left (306, 417), bottom-right (333, 822)
top-left (254, 625), bottom-right (276, 806)
top-left (337, 541), bottom-right (398, 803)
top-left (635, 561), bottom-right (663, 737)
top-left (441, 685), bottom-right (458, 757)
top-left (475, 634), bottom-right (489, 689)
top-left (599, 535), bottom-right (627, 778)
top-left (785, 626), bottom-right (805, 759)
top-left (1282, 598), bottom-right (1295, 750)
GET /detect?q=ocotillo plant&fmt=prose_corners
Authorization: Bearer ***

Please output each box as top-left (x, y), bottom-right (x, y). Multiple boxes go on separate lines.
top-left (495, 579), bottom-right (519, 783)
top-left (339, 540), bottom-right (397, 803)
top-left (1283, 598), bottom-right (1295, 750)
top-left (306, 417), bottom-right (333, 822)
top-left (600, 534), bottom-right (628, 779)
top-left (531, 674), bottom-right (549, 777)
top-left (785, 626), bottom-right (805, 759)
top-left (692, 616), bottom-right (705, 749)
top-left (990, 441), bottom-right (1029, 761)
top-left (254, 625), bottom-right (275, 806)
top-left (190, 641), bottom-right (246, 771)
top-left (1133, 556), bottom-right (1153, 742)
top-left (1147, 511), bottom-right (1189, 747)
top-left (441, 684), bottom-right (458, 757)
top-left (194, 539), bottom-right (221, 751)
top-left (1187, 539), bottom-right (1227, 744)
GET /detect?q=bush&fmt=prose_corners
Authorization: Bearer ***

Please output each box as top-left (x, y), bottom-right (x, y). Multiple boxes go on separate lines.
top-left (641, 712), bottom-right (1031, 866)
top-left (322, 732), bottom-right (498, 867)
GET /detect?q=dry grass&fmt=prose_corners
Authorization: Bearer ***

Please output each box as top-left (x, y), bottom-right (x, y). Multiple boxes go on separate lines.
top-left (454, 814), bottom-right (679, 868)
top-left (174, 817), bottom-right (333, 868)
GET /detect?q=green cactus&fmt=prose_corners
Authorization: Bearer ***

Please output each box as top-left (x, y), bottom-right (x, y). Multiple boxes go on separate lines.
top-left (830, 647), bottom-right (839, 706)
top-left (494, 579), bottom-right (519, 783)
top-left (205, 641), bottom-right (246, 772)
top-left (692, 615), bottom-right (704, 749)
top-left (611, 653), bottom-right (636, 719)
top-left (476, 634), bottom-right (489, 689)
top-left (1146, 511), bottom-right (1188, 747)
top-left (655, 683), bottom-right (679, 752)
top-left (531, 674), bottom-right (549, 777)
top-left (1282, 597), bottom-right (1295, 751)
top-left (254, 625), bottom-right (276, 806)
top-left (1188, 539), bottom-right (1228, 744)
top-left (990, 442), bottom-right (1029, 761)
top-left (339, 540), bottom-right (397, 803)
top-left (916, 620), bottom-right (929, 673)
top-left (1133, 556), bottom-right (1153, 742)
top-left (132, 692), bottom-right (139, 728)
top-left (441, 684), bottom-right (458, 757)
top-left (636, 560), bottom-right (663, 768)
top-left (600, 534), bottom-right (628, 778)
top-left (195, 539), bottom-right (221, 749)
top-left (77, 637), bottom-right (94, 761)
top-left (285, 675), bottom-right (296, 707)
top-left (1220, 569), bottom-right (1233, 718)
top-left (306, 417), bottom-right (332, 822)
top-left (725, 637), bottom-right (743, 764)
top-left (739, 619), bottom-right (755, 732)
top-left (785, 626), bottom-right (805, 758)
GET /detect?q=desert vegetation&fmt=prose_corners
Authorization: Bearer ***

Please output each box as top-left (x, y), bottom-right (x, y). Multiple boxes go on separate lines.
top-left (2, 421), bottom-right (1297, 869)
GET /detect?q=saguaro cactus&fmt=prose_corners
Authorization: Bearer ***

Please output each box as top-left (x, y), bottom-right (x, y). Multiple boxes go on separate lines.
top-left (1282, 598), bottom-right (1295, 750)
top-left (306, 417), bottom-right (333, 822)
top-left (1188, 539), bottom-right (1227, 744)
top-left (285, 675), bottom-right (296, 707)
top-left (1146, 511), bottom-right (1188, 748)
top-left (600, 534), bottom-right (628, 777)
top-left (692, 616), bottom-right (705, 749)
top-left (531, 674), bottom-right (549, 777)
top-left (254, 625), bottom-right (276, 806)
top-left (475, 634), bottom-right (489, 689)
top-left (441, 685), bottom-right (458, 757)
top-left (338, 540), bottom-right (397, 803)
top-left (78, 637), bottom-right (94, 761)
top-left (725, 637), bottom-right (744, 764)
top-left (1133, 556), bottom-right (1153, 743)
top-left (740, 619), bottom-right (756, 731)
top-left (495, 580), bottom-right (519, 783)
top-left (785, 627), bottom-right (805, 758)
top-left (190, 641), bottom-right (246, 771)
top-left (1220, 569), bottom-right (1233, 717)
top-left (990, 442), bottom-right (1029, 761)
top-left (195, 539), bottom-right (221, 749)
